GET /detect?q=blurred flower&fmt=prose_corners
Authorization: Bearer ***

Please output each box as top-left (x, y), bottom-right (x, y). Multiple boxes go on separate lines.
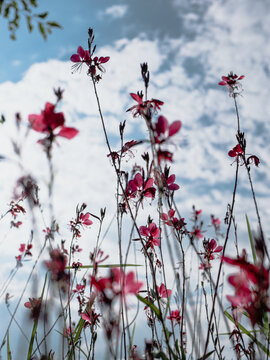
top-left (167, 309), bottom-right (181, 323)
top-left (28, 102), bottom-right (78, 144)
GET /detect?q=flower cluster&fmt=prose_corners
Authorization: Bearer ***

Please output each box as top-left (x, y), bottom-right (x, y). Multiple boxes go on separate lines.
top-left (139, 222), bottom-right (160, 250)
top-left (161, 209), bottom-right (186, 231)
top-left (91, 268), bottom-right (143, 303)
top-left (44, 248), bottom-right (70, 291)
top-left (70, 205), bottom-right (93, 238)
top-left (127, 92), bottom-right (164, 118)
top-left (15, 243), bottom-right (33, 266)
top-left (70, 45), bottom-right (110, 81)
top-left (223, 250), bottom-right (269, 326)
top-left (125, 172), bottom-right (156, 203)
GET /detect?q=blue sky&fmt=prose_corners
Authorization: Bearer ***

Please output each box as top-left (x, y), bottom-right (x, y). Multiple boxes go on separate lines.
top-left (1, 0), bottom-right (270, 357)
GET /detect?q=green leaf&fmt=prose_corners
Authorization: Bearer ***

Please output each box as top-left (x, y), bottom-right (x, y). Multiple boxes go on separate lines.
top-left (26, 15), bottom-right (33, 32)
top-left (4, 4), bottom-right (11, 18)
top-left (38, 22), bottom-right (46, 40)
top-left (224, 310), bottom-right (270, 355)
top-left (246, 214), bottom-right (256, 263)
top-left (27, 274), bottom-right (47, 360)
top-left (37, 12), bottom-right (48, 19)
top-left (136, 294), bottom-right (162, 321)
top-left (29, 0), bottom-right (37, 7)
top-left (198, 350), bottom-right (215, 360)
top-left (21, 0), bottom-right (30, 12)
top-left (0, 114), bottom-right (5, 124)
top-left (46, 21), bottom-right (62, 28)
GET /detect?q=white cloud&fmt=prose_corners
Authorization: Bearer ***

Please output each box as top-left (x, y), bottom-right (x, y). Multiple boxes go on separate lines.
top-left (100, 4), bottom-right (128, 19)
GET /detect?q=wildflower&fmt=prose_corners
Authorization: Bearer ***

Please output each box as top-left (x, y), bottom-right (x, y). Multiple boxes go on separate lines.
top-left (70, 46), bottom-right (90, 64)
top-left (157, 149), bottom-right (173, 164)
top-left (211, 215), bottom-right (221, 231)
top-left (167, 309), bottom-right (181, 323)
top-left (9, 201), bottom-right (26, 219)
top-left (161, 209), bottom-right (186, 231)
top-left (73, 284), bottom-right (85, 294)
top-left (154, 116), bottom-right (181, 144)
top-left (79, 212), bottom-right (93, 226)
top-left (91, 268), bottom-right (143, 301)
top-left (219, 72), bottom-right (245, 96)
top-left (127, 92), bottom-right (164, 117)
top-left (70, 45), bottom-right (109, 77)
top-left (247, 155), bottom-right (260, 167)
top-left (202, 239), bottom-right (223, 261)
top-left (223, 250), bottom-right (270, 326)
top-left (11, 220), bottom-right (22, 228)
top-left (139, 222), bottom-right (160, 249)
top-left (24, 297), bottom-right (42, 320)
top-left (81, 309), bottom-right (101, 327)
top-left (126, 173), bottom-right (156, 200)
top-left (228, 144), bottom-right (243, 158)
top-left (28, 102), bottom-right (78, 145)
top-left (156, 283), bottom-right (172, 298)
top-left (191, 228), bottom-right (203, 239)
top-left (44, 248), bottom-right (70, 289)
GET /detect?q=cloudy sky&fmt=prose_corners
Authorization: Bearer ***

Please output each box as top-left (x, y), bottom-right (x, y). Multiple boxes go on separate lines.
top-left (0, 0), bottom-right (269, 357)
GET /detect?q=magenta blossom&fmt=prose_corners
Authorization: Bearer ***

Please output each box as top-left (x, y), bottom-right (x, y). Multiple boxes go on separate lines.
top-left (219, 72), bottom-right (245, 96)
top-left (191, 228), bottom-right (203, 239)
top-left (91, 268), bottom-right (143, 301)
top-left (126, 173), bottom-right (156, 200)
top-left (139, 222), bottom-right (160, 249)
top-left (223, 251), bottom-right (270, 326)
top-left (161, 209), bottom-right (186, 231)
top-left (203, 239), bottom-right (223, 261)
top-left (247, 155), bottom-right (260, 167)
top-left (127, 92), bottom-right (164, 117)
top-left (167, 309), bottom-right (181, 324)
top-left (154, 115), bottom-right (181, 144)
top-left (157, 283), bottom-right (172, 298)
top-left (70, 46), bottom-right (109, 77)
top-left (29, 102), bottom-right (78, 144)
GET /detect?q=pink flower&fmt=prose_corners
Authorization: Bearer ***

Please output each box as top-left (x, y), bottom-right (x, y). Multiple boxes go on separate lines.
top-left (157, 149), bottom-right (173, 164)
top-left (91, 268), bottom-right (143, 301)
top-left (191, 228), bottom-right (203, 239)
top-left (127, 93), bottom-right (164, 117)
top-left (28, 102), bottom-right (78, 142)
top-left (19, 243), bottom-right (26, 253)
top-left (219, 72), bottom-right (245, 96)
top-left (70, 46), bottom-right (109, 77)
top-left (211, 215), bottom-right (221, 231)
top-left (157, 283), bottom-right (172, 298)
top-left (203, 239), bottom-right (223, 261)
top-left (154, 116), bottom-right (181, 144)
top-left (223, 251), bottom-right (270, 326)
top-left (70, 46), bottom-right (90, 63)
top-left (228, 144), bottom-right (243, 158)
top-left (24, 297), bottom-right (41, 320)
top-left (44, 249), bottom-right (70, 288)
top-left (126, 173), bottom-right (156, 200)
top-left (79, 212), bottom-right (93, 226)
top-left (247, 155), bottom-right (260, 167)
top-left (167, 309), bottom-right (181, 323)
top-left (73, 284), bottom-right (85, 294)
top-left (81, 309), bottom-right (101, 327)
top-left (161, 209), bottom-right (186, 231)
top-left (139, 222), bottom-right (160, 249)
